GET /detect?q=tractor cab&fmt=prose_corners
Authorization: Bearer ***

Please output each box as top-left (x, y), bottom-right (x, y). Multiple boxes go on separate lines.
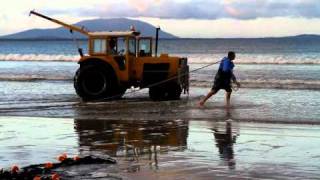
top-left (82, 31), bottom-right (157, 84)
top-left (87, 31), bottom-right (152, 58)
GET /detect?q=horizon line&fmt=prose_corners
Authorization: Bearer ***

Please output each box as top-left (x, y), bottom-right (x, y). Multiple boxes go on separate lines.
top-left (1, 34), bottom-right (320, 41)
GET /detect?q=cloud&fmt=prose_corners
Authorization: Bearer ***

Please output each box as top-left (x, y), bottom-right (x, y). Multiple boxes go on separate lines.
top-left (0, 14), bottom-right (8, 24)
top-left (42, 0), bottom-right (320, 20)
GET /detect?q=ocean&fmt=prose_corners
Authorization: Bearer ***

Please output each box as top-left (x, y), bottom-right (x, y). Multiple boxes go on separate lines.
top-left (1, 39), bottom-right (320, 88)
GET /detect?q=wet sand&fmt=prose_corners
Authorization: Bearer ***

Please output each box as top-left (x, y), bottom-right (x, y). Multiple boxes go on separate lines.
top-left (1, 117), bottom-right (320, 179)
top-left (0, 85), bottom-right (320, 179)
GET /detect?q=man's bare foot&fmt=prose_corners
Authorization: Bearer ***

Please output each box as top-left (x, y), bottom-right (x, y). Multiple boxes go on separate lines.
top-left (199, 101), bottom-right (205, 107)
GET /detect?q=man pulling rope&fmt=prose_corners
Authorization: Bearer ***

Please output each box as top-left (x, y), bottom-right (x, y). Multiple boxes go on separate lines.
top-left (199, 51), bottom-right (241, 108)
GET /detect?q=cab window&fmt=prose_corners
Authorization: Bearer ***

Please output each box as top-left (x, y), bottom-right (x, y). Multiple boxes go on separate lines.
top-left (139, 39), bottom-right (152, 57)
top-left (128, 38), bottom-right (136, 56)
top-left (93, 39), bottom-right (106, 54)
top-left (107, 38), bottom-right (117, 55)
top-left (117, 38), bottom-right (126, 55)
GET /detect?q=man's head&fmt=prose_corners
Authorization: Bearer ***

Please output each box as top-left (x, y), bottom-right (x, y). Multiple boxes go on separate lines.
top-left (109, 38), bottom-right (116, 49)
top-left (228, 51), bottom-right (236, 60)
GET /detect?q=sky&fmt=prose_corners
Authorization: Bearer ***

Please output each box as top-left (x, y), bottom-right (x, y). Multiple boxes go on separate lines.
top-left (1, 0), bottom-right (320, 38)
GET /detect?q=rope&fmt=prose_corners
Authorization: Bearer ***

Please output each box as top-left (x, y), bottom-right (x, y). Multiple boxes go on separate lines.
top-left (191, 70), bottom-right (240, 92)
top-left (97, 60), bottom-right (222, 101)
top-left (70, 30), bottom-right (83, 56)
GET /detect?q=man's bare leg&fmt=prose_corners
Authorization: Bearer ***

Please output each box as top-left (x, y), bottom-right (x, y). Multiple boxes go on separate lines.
top-left (199, 90), bottom-right (218, 106)
top-left (226, 92), bottom-right (232, 108)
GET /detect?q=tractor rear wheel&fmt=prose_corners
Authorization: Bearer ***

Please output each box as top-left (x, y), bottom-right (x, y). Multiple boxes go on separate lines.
top-left (167, 83), bottom-right (182, 100)
top-left (74, 65), bottom-right (118, 100)
top-left (149, 83), bottom-right (182, 101)
top-left (149, 86), bottom-right (166, 101)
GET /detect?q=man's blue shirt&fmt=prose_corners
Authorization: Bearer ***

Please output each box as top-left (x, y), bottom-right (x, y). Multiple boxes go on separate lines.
top-left (219, 57), bottom-right (234, 72)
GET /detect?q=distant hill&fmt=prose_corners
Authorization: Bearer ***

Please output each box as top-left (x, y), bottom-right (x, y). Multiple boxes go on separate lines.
top-left (284, 34), bottom-right (320, 40)
top-left (0, 18), bottom-right (177, 39)
top-left (188, 34), bottom-right (320, 40)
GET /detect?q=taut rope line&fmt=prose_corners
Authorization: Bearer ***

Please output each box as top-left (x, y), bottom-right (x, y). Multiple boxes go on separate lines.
top-left (98, 60), bottom-right (222, 101)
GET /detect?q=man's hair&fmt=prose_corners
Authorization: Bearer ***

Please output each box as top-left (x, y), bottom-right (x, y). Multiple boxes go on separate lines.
top-left (228, 51), bottom-right (235, 58)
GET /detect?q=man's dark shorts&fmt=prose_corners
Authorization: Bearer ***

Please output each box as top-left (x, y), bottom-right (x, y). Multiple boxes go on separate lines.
top-left (211, 84), bottom-right (232, 93)
top-left (212, 69), bottom-right (233, 93)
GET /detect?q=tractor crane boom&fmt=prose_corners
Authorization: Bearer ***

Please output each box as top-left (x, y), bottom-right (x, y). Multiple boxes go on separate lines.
top-left (29, 10), bottom-right (89, 36)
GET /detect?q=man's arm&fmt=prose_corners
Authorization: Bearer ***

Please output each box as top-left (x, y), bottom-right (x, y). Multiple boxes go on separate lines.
top-left (231, 71), bottom-right (241, 87)
top-left (231, 71), bottom-right (237, 82)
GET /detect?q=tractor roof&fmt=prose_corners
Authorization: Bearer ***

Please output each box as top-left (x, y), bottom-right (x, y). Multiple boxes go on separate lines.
top-left (88, 31), bottom-right (141, 37)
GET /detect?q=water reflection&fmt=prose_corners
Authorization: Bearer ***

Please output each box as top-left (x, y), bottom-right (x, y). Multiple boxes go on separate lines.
top-left (74, 116), bottom-right (240, 171)
top-left (74, 119), bottom-right (189, 170)
top-left (211, 109), bottom-right (239, 169)
top-left (1, 116), bottom-right (319, 178)
top-left (212, 120), bottom-right (238, 169)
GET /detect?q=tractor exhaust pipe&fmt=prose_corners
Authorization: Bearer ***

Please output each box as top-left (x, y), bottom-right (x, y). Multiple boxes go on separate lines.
top-left (155, 27), bottom-right (160, 57)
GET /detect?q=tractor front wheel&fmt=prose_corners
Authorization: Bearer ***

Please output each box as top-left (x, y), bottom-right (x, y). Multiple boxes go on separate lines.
top-left (74, 65), bottom-right (118, 100)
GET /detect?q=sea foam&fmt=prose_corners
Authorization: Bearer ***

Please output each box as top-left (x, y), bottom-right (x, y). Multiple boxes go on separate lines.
top-left (1, 53), bottom-right (320, 64)
top-left (190, 79), bottom-right (320, 90)
top-left (0, 54), bottom-right (79, 62)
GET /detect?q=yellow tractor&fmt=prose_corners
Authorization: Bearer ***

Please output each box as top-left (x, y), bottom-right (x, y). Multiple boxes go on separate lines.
top-left (30, 11), bottom-right (189, 100)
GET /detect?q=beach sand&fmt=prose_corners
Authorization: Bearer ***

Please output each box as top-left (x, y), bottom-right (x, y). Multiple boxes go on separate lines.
top-left (0, 85), bottom-right (320, 179)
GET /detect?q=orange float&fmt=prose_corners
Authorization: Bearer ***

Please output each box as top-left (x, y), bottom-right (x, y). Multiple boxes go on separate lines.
top-left (44, 162), bottom-right (53, 169)
top-left (57, 153), bottom-right (67, 162)
top-left (52, 173), bottom-right (60, 180)
top-left (73, 155), bottom-right (80, 161)
top-left (11, 165), bottom-right (19, 173)
top-left (33, 175), bottom-right (41, 180)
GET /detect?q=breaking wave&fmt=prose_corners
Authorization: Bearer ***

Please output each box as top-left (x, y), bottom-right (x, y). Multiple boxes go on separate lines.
top-left (0, 75), bottom-right (72, 81)
top-left (187, 55), bottom-right (320, 65)
top-left (1, 74), bottom-right (319, 90)
top-left (191, 79), bottom-right (320, 90)
top-left (183, 54), bottom-right (320, 64)
top-left (1, 53), bottom-right (320, 64)
top-left (0, 54), bottom-right (79, 62)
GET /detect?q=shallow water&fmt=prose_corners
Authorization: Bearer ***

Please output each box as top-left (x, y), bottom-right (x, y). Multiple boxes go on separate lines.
top-left (1, 61), bottom-right (320, 90)
top-left (1, 117), bottom-right (320, 179)
top-left (0, 79), bottom-right (319, 123)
